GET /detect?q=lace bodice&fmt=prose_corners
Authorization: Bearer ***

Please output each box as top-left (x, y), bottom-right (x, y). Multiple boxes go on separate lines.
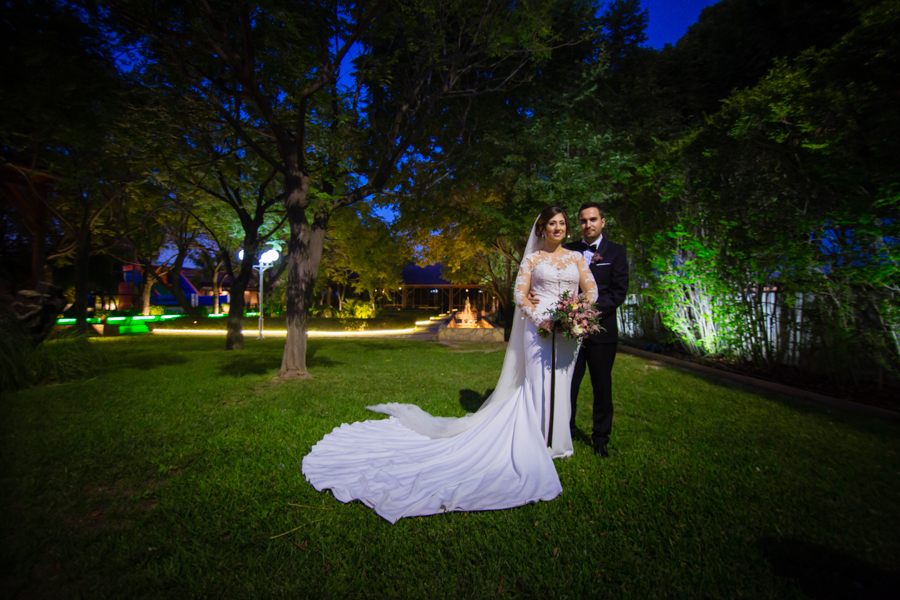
top-left (514, 250), bottom-right (599, 326)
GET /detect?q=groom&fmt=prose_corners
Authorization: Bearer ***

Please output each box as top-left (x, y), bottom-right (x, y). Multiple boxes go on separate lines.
top-left (565, 203), bottom-right (629, 458)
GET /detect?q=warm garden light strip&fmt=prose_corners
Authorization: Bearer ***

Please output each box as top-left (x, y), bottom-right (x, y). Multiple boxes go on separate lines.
top-left (150, 328), bottom-right (419, 337)
top-left (307, 328), bottom-right (418, 337)
top-left (150, 329), bottom-right (226, 335)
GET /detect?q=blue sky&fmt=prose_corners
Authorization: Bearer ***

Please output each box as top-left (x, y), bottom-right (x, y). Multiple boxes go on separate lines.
top-left (643, 0), bottom-right (720, 48)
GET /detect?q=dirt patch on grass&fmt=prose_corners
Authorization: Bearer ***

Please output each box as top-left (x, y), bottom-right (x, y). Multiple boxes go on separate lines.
top-left (65, 481), bottom-right (158, 533)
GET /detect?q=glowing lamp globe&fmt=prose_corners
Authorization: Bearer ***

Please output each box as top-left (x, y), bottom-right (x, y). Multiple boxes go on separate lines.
top-left (261, 248), bottom-right (280, 264)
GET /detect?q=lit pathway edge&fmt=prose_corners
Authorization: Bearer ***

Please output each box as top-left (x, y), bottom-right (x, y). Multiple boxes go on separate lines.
top-left (150, 328), bottom-right (419, 337)
top-left (617, 343), bottom-right (900, 422)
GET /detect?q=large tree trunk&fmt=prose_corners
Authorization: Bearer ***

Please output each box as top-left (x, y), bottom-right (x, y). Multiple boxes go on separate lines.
top-left (74, 228), bottom-right (91, 333)
top-left (225, 254), bottom-right (255, 350)
top-left (138, 256), bottom-right (199, 320)
top-left (279, 199), bottom-right (326, 380)
top-left (225, 282), bottom-right (246, 350)
top-left (167, 253), bottom-right (201, 320)
top-left (141, 268), bottom-right (154, 315)
top-left (212, 261), bottom-right (222, 315)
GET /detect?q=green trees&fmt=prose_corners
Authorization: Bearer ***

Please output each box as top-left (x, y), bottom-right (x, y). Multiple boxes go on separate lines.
top-left (148, 95), bottom-right (289, 348)
top-left (320, 203), bottom-right (408, 311)
top-left (105, 0), bottom-right (565, 378)
top-left (395, 0), bottom-right (899, 384)
top-left (617, 0), bottom-right (900, 382)
top-left (4, 0), bottom-right (894, 385)
top-left (391, 0), bottom-right (614, 321)
top-left (0, 0), bottom-right (155, 331)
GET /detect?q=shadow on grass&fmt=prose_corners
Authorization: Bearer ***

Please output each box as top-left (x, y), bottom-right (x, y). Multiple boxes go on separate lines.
top-left (116, 353), bottom-right (189, 371)
top-left (459, 388), bottom-right (493, 413)
top-left (759, 536), bottom-right (900, 599)
top-left (570, 426), bottom-right (593, 448)
top-left (216, 351), bottom-right (342, 377)
top-left (307, 356), bottom-right (342, 369)
top-left (217, 354), bottom-right (275, 377)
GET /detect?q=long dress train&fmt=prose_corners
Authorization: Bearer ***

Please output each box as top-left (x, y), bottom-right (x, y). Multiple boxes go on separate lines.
top-left (301, 248), bottom-right (598, 523)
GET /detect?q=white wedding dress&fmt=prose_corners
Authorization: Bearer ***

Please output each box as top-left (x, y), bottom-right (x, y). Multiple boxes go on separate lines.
top-left (302, 224), bottom-right (598, 523)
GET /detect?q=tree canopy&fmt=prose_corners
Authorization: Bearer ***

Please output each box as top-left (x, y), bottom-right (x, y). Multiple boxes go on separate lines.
top-left (2, 0), bottom-right (896, 385)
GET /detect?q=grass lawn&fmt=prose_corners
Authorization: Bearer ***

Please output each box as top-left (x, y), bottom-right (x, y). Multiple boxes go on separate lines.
top-left (2, 336), bottom-right (899, 598)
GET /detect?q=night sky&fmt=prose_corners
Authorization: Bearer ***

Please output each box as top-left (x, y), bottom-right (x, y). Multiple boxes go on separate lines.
top-left (643, 0), bottom-right (721, 48)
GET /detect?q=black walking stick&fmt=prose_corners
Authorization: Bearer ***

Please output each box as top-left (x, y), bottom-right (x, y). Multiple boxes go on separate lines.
top-left (548, 325), bottom-right (556, 447)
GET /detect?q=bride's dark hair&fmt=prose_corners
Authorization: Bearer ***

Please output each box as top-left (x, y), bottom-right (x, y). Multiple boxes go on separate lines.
top-left (534, 206), bottom-right (569, 238)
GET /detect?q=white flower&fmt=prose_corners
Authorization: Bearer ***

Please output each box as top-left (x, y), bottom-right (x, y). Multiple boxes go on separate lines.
top-left (571, 325), bottom-right (583, 336)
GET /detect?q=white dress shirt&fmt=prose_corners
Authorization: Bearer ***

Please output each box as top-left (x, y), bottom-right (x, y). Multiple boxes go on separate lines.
top-left (581, 235), bottom-right (604, 262)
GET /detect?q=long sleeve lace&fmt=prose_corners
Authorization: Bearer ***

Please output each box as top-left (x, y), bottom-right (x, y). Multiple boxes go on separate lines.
top-left (514, 254), bottom-right (543, 326)
top-left (576, 254), bottom-right (599, 304)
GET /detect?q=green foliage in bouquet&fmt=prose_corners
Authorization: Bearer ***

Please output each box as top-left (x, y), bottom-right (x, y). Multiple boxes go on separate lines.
top-left (540, 290), bottom-right (604, 340)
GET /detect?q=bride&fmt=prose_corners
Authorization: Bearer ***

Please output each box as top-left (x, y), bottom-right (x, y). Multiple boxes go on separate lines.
top-left (302, 206), bottom-right (598, 523)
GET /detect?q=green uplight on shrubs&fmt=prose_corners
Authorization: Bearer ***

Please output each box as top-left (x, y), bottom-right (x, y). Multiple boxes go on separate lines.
top-left (56, 317), bottom-right (102, 324)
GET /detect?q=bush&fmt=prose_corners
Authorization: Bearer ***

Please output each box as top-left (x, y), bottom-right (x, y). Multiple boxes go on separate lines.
top-left (0, 310), bottom-right (32, 392)
top-left (0, 313), bottom-right (111, 391)
top-left (338, 298), bottom-right (378, 319)
top-left (31, 333), bottom-right (112, 383)
top-left (149, 305), bottom-right (167, 316)
top-left (219, 303), bottom-right (230, 314)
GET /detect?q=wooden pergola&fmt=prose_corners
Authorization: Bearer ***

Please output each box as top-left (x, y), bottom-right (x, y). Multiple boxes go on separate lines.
top-left (388, 284), bottom-right (499, 313)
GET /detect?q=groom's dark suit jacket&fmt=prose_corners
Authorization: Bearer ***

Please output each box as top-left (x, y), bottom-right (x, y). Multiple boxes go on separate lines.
top-left (565, 237), bottom-right (629, 344)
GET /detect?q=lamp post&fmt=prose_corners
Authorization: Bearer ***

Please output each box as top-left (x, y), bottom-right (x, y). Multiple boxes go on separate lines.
top-left (239, 247), bottom-right (280, 339)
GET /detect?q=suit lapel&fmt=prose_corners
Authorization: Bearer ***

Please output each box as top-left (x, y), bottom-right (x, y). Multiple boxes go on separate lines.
top-left (595, 237), bottom-right (610, 257)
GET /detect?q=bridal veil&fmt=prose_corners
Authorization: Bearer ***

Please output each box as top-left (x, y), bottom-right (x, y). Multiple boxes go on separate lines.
top-left (366, 217), bottom-right (545, 438)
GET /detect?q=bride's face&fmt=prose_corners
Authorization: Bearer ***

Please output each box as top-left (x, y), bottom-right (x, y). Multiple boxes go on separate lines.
top-left (543, 214), bottom-right (567, 242)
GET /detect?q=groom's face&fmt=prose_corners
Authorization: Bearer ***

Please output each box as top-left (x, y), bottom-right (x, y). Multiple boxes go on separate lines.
top-left (579, 208), bottom-right (605, 243)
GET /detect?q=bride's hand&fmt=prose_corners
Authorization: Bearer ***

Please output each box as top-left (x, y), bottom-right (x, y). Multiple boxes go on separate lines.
top-left (539, 319), bottom-right (555, 333)
top-left (527, 290), bottom-right (538, 303)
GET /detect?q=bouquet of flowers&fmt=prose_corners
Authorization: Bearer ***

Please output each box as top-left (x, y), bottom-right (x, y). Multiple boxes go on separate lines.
top-left (539, 290), bottom-right (603, 339)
